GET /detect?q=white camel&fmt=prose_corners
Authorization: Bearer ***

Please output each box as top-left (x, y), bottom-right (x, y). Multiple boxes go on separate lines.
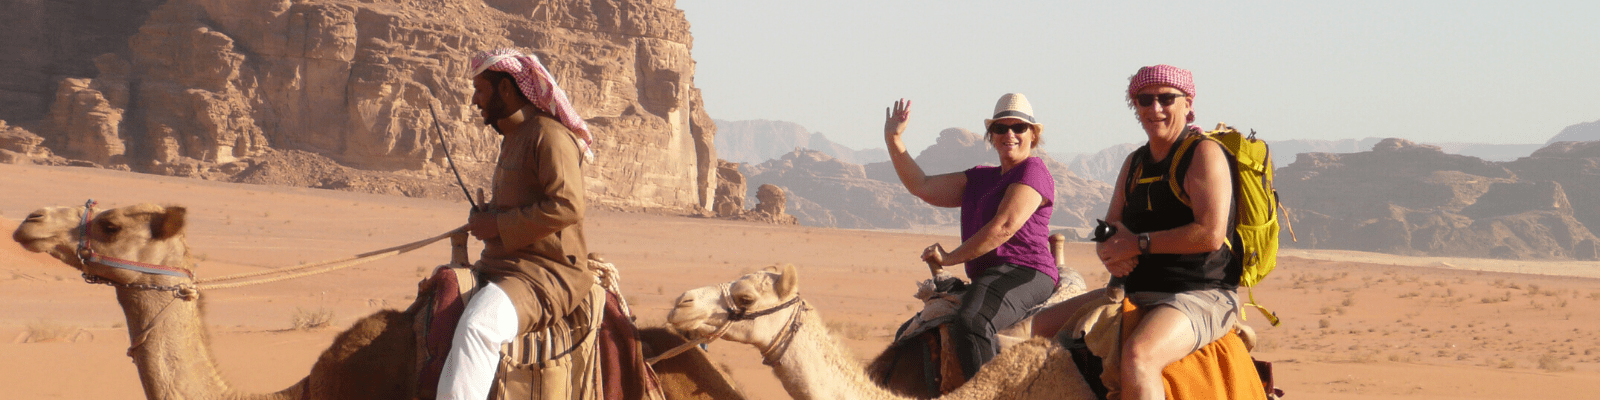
top-left (666, 264), bottom-right (1099, 400)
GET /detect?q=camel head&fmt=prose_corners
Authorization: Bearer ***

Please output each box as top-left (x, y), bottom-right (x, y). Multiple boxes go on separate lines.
top-left (12, 203), bottom-right (192, 287)
top-left (667, 264), bottom-right (802, 349)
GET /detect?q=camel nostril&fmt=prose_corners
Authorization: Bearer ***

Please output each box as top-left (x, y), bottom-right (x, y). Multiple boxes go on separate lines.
top-left (676, 297), bottom-right (694, 307)
top-left (25, 212), bottom-right (44, 222)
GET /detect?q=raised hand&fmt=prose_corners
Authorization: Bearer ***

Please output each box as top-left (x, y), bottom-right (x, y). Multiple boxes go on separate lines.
top-left (921, 243), bottom-right (949, 267)
top-left (884, 98), bottom-right (911, 140)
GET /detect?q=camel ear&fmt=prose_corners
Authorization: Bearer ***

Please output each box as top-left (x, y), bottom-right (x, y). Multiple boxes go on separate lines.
top-left (151, 206), bottom-right (187, 240)
top-left (774, 264), bottom-right (799, 298)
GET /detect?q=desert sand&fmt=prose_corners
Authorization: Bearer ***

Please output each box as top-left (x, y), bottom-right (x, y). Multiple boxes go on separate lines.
top-left (4, 161), bottom-right (1600, 399)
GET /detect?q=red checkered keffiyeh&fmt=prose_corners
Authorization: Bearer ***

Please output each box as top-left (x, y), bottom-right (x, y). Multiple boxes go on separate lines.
top-left (469, 49), bottom-right (593, 162)
top-left (1127, 64), bottom-right (1196, 123)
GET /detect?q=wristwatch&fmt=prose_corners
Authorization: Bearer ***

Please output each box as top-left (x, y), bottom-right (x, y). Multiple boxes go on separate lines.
top-left (1137, 233), bottom-right (1151, 255)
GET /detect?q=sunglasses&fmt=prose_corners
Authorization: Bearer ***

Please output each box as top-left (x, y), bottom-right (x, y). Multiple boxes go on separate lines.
top-left (1134, 93), bottom-right (1187, 108)
top-left (988, 123), bottom-right (1032, 135)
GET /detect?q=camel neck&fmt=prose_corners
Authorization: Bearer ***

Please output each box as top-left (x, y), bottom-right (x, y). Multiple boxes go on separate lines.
top-left (769, 311), bottom-right (907, 400)
top-left (116, 287), bottom-right (300, 400)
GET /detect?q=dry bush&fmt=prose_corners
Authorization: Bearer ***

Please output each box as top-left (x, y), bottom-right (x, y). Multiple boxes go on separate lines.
top-left (826, 320), bottom-right (872, 340)
top-left (1350, 351), bottom-right (1378, 363)
top-left (1539, 353), bottom-right (1574, 372)
top-left (290, 307), bottom-right (335, 331)
top-left (1252, 335), bottom-right (1280, 352)
top-left (1318, 318), bottom-right (1332, 329)
top-left (1497, 358), bottom-right (1517, 369)
top-left (1398, 291), bottom-right (1420, 299)
top-left (25, 320), bottom-right (81, 342)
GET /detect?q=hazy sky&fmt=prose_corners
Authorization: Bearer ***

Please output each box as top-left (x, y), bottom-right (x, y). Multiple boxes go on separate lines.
top-left (674, 1), bottom-right (1599, 157)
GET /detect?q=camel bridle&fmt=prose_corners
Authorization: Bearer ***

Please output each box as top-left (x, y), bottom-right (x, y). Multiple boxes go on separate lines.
top-left (73, 200), bottom-right (200, 300)
top-left (649, 282), bottom-right (808, 366)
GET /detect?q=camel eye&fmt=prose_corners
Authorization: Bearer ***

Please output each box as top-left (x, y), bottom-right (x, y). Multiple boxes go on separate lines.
top-left (98, 221), bottom-right (121, 236)
top-left (735, 294), bottom-right (756, 308)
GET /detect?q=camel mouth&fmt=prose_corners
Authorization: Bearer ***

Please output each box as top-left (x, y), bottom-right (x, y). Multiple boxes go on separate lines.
top-left (665, 308), bottom-right (723, 340)
top-left (12, 229), bottom-right (56, 254)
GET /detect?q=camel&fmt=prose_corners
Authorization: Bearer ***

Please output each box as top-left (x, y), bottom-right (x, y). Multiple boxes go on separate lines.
top-left (11, 203), bottom-right (746, 400)
top-left (864, 235), bottom-right (1091, 397)
top-left (666, 264), bottom-right (1099, 400)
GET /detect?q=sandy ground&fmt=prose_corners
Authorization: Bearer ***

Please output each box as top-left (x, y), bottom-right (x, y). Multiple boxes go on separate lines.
top-left (4, 162), bottom-right (1600, 399)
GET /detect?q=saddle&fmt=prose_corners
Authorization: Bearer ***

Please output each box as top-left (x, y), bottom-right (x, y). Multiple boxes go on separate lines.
top-left (1060, 295), bottom-right (1283, 400)
top-left (868, 234), bottom-right (1090, 397)
top-left (410, 259), bottom-right (666, 400)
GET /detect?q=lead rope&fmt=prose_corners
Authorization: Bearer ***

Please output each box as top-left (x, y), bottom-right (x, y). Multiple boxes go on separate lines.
top-left (194, 225), bottom-right (467, 290)
top-left (126, 294), bottom-right (181, 357)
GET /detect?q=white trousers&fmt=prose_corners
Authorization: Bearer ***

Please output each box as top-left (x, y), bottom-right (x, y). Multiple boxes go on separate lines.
top-left (437, 282), bottom-right (521, 400)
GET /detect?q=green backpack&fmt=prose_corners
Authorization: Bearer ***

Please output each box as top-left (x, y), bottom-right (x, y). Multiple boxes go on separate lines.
top-left (1157, 123), bottom-right (1295, 326)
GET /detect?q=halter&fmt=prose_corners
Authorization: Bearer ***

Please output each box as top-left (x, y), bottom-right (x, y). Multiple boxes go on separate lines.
top-left (647, 282), bottom-right (808, 366)
top-left (74, 200), bottom-right (197, 299)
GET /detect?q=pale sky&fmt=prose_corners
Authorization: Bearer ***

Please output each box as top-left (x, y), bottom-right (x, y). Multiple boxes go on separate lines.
top-left (674, 1), bottom-right (1599, 157)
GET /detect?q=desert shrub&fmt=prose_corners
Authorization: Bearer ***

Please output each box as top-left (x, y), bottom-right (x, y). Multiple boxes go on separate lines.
top-left (290, 307), bottom-right (335, 331)
top-left (25, 320), bottom-right (79, 342)
top-left (826, 320), bottom-right (872, 340)
top-left (1539, 353), bottom-right (1574, 372)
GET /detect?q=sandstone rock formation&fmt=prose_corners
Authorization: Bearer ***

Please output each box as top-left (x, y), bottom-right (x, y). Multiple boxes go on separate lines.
top-left (1504, 141), bottom-right (1600, 244)
top-left (1278, 138), bottom-right (1600, 260)
top-left (0, 120), bottom-right (54, 164)
top-left (713, 159), bottom-right (746, 217)
top-left (736, 184), bottom-right (797, 225)
top-left (1, 0), bottom-right (717, 212)
top-left (747, 149), bottom-right (955, 229)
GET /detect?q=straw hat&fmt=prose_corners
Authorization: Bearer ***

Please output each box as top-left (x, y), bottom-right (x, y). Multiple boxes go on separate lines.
top-left (983, 93), bottom-right (1043, 131)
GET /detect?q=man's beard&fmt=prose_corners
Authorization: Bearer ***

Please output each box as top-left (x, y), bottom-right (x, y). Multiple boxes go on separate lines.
top-left (481, 91), bottom-right (515, 126)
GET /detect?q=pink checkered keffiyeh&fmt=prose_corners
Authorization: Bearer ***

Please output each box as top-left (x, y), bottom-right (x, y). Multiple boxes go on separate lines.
top-left (1127, 64), bottom-right (1196, 123)
top-left (469, 49), bottom-right (593, 161)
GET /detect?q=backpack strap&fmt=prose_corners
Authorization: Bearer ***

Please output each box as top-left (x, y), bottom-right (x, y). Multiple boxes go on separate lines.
top-left (1164, 129), bottom-right (1233, 208)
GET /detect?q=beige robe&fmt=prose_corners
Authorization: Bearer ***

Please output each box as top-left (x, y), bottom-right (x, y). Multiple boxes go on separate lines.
top-left (476, 113), bottom-right (594, 334)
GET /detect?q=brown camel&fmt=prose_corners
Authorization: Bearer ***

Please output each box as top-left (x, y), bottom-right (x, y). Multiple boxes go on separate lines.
top-left (11, 203), bottom-right (746, 400)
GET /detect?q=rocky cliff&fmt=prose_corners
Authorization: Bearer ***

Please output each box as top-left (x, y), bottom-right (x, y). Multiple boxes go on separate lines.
top-left (0, 0), bottom-right (717, 212)
top-left (1279, 138), bottom-right (1600, 260)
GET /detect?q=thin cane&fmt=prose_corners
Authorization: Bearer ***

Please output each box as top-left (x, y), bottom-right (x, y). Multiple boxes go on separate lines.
top-left (426, 100), bottom-right (479, 211)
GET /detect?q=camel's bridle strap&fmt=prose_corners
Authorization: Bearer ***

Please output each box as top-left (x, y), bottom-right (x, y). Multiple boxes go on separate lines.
top-left (76, 199), bottom-right (195, 279)
top-left (647, 283), bottom-right (806, 365)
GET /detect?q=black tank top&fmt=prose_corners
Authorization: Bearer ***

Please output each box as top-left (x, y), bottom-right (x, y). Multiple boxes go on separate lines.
top-left (1121, 139), bottom-right (1238, 293)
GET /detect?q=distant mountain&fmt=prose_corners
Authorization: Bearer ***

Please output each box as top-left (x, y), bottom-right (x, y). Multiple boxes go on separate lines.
top-left (1427, 143), bottom-right (1545, 162)
top-left (1547, 119), bottom-right (1600, 144)
top-left (1069, 143), bottom-right (1139, 184)
top-left (1277, 138), bottom-right (1600, 260)
top-left (714, 119), bottom-right (887, 165)
top-left (863, 128), bottom-right (1112, 228)
top-left (1072, 137), bottom-right (1544, 182)
top-left (742, 149), bottom-right (955, 229)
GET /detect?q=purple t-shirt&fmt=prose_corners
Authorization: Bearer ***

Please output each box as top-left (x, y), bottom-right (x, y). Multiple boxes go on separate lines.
top-left (960, 157), bottom-right (1058, 283)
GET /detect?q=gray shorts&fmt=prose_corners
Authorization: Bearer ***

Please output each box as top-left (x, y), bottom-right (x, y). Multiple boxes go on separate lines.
top-left (1128, 288), bottom-right (1241, 352)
